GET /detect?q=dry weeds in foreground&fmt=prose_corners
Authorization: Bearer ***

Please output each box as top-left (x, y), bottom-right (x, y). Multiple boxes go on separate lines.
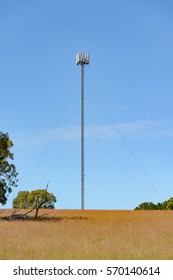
top-left (0, 209), bottom-right (173, 260)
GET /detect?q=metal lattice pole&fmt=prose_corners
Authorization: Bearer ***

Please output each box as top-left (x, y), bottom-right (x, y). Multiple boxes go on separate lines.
top-left (76, 53), bottom-right (90, 210)
top-left (81, 64), bottom-right (85, 210)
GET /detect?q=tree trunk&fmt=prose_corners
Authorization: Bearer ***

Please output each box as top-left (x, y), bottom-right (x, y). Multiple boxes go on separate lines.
top-left (34, 207), bottom-right (39, 219)
top-left (34, 200), bottom-right (47, 219)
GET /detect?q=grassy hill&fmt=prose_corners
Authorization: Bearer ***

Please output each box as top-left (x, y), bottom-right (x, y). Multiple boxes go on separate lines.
top-left (0, 209), bottom-right (173, 259)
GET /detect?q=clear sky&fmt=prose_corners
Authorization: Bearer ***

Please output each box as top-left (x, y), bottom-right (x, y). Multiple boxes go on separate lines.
top-left (1, 0), bottom-right (173, 210)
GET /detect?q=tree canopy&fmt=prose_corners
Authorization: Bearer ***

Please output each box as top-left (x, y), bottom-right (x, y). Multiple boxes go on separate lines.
top-left (13, 191), bottom-right (30, 209)
top-left (13, 189), bottom-right (57, 218)
top-left (166, 198), bottom-right (173, 210)
top-left (135, 198), bottom-right (172, 210)
top-left (0, 132), bottom-right (18, 205)
top-left (134, 202), bottom-right (157, 210)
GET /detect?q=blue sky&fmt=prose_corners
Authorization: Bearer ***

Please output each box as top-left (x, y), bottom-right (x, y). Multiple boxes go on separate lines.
top-left (0, 0), bottom-right (173, 210)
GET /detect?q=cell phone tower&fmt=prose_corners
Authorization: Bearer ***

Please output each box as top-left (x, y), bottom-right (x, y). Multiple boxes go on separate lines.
top-left (76, 52), bottom-right (90, 210)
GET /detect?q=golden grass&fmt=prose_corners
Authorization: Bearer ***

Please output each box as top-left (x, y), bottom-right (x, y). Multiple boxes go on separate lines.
top-left (0, 209), bottom-right (173, 260)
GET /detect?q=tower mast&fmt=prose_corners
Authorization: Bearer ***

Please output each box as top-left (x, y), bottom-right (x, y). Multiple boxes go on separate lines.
top-left (76, 53), bottom-right (90, 209)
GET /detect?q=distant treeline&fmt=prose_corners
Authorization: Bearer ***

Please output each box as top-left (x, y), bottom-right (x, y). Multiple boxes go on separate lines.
top-left (135, 197), bottom-right (173, 210)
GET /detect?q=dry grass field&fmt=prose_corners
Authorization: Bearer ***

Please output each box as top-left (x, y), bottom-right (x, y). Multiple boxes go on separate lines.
top-left (0, 209), bottom-right (173, 260)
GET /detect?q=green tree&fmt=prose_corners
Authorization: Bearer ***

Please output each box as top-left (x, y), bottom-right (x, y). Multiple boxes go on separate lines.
top-left (166, 198), bottom-right (173, 210)
top-left (13, 191), bottom-right (30, 208)
top-left (135, 198), bottom-right (173, 210)
top-left (156, 200), bottom-right (168, 210)
top-left (135, 202), bottom-right (157, 210)
top-left (13, 189), bottom-right (56, 218)
top-left (0, 132), bottom-right (18, 205)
